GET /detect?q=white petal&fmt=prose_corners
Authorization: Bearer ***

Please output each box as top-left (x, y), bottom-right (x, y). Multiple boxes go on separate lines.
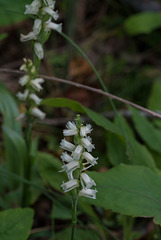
top-left (72, 145), bottom-right (83, 161)
top-left (82, 152), bottom-right (98, 166)
top-left (61, 179), bottom-right (79, 192)
top-left (60, 152), bottom-right (74, 163)
top-left (60, 139), bottom-right (75, 152)
top-left (20, 32), bottom-right (37, 42)
top-left (80, 172), bottom-right (96, 189)
top-left (42, 7), bottom-right (59, 20)
top-left (25, 0), bottom-right (41, 15)
top-left (79, 188), bottom-right (97, 199)
top-left (19, 75), bottom-right (30, 86)
top-left (17, 89), bottom-right (29, 101)
top-left (81, 138), bottom-right (95, 152)
top-left (31, 107), bottom-right (46, 120)
top-left (34, 42), bottom-right (44, 59)
top-left (45, 21), bottom-right (62, 33)
top-left (61, 161), bottom-right (80, 173)
top-left (33, 19), bottom-right (42, 35)
top-left (30, 78), bottom-right (44, 92)
top-left (29, 93), bottom-right (42, 105)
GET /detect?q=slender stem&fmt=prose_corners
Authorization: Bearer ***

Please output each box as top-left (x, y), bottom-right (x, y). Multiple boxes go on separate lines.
top-left (21, 114), bottom-right (33, 207)
top-left (71, 196), bottom-right (78, 240)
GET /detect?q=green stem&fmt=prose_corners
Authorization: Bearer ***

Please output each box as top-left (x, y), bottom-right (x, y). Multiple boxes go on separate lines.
top-left (21, 114), bottom-right (33, 207)
top-left (71, 196), bottom-right (78, 240)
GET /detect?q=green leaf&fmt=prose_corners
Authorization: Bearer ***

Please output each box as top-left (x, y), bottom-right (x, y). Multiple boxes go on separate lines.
top-left (148, 80), bottom-right (161, 110)
top-left (0, 0), bottom-right (29, 26)
top-left (87, 165), bottom-right (161, 224)
top-left (114, 114), bottom-right (156, 169)
top-left (108, 133), bottom-right (129, 166)
top-left (2, 125), bottom-right (27, 189)
top-left (37, 152), bottom-right (67, 191)
top-left (42, 98), bottom-right (121, 135)
top-left (130, 106), bottom-right (161, 154)
top-left (0, 208), bottom-right (34, 240)
top-left (0, 81), bottom-right (21, 133)
top-left (0, 33), bottom-right (8, 40)
top-left (124, 12), bottom-right (161, 35)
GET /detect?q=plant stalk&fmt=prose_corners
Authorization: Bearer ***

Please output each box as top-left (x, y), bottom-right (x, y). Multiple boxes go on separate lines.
top-left (21, 114), bottom-right (33, 207)
top-left (71, 196), bottom-right (78, 240)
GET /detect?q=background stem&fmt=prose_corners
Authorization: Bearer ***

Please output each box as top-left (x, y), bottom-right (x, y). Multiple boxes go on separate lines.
top-left (71, 196), bottom-right (78, 240)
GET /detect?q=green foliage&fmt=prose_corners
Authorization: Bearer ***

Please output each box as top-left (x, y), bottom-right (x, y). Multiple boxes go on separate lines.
top-left (0, 0), bottom-right (29, 26)
top-left (55, 227), bottom-right (100, 240)
top-left (88, 165), bottom-right (161, 224)
top-left (124, 12), bottom-right (161, 35)
top-left (0, 208), bottom-right (34, 240)
top-left (37, 151), bottom-right (67, 191)
top-left (0, 81), bottom-right (21, 133)
top-left (42, 98), bottom-right (121, 135)
top-left (130, 106), bottom-right (161, 154)
top-left (148, 79), bottom-right (161, 110)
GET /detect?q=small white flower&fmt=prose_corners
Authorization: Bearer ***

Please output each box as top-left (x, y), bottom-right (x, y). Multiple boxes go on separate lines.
top-left (33, 19), bottom-right (42, 35)
top-left (30, 78), bottom-right (44, 92)
top-left (61, 179), bottom-right (79, 193)
top-left (61, 161), bottom-right (80, 173)
top-left (80, 173), bottom-right (96, 189)
top-left (79, 188), bottom-right (98, 199)
top-left (80, 124), bottom-right (92, 137)
top-left (31, 107), bottom-right (46, 120)
top-left (45, 20), bottom-right (62, 33)
top-left (60, 139), bottom-right (75, 152)
top-left (72, 145), bottom-right (83, 161)
top-left (63, 121), bottom-right (77, 136)
top-left (42, 7), bottom-right (59, 20)
top-left (60, 152), bottom-right (74, 163)
top-left (34, 42), bottom-right (44, 60)
top-left (19, 75), bottom-right (30, 86)
top-left (17, 89), bottom-right (29, 101)
top-left (29, 93), bottom-right (42, 105)
top-left (25, 0), bottom-right (41, 15)
top-left (81, 137), bottom-right (95, 152)
top-left (82, 152), bottom-right (98, 166)
top-left (20, 32), bottom-right (37, 42)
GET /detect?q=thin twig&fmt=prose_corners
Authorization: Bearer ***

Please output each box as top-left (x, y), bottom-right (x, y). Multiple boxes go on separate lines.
top-left (0, 68), bottom-right (161, 119)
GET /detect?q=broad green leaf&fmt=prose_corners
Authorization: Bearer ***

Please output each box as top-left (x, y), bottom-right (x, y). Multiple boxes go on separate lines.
top-left (124, 12), bottom-right (161, 35)
top-left (0, 33), bottom-right (8, 40)
top-left (108, 133), bottom-right (129, 166)
top-left (0, 0), bottom-right (29, 26)
top-left (0, 81), bottom-right (21, 134)
top-left (0, 208), bottom-right (34, 240)
top-left (130, 106), bottom-right (161, 154)
top-left (2, 125), bottom-right (27, 189)
top-left (42, 98), bottom-right (121, 135)
top-left (114, 114), bottom-right (156, 169)
top-left (37, 152), bottom-right (67, 191)
top-left (87, 165), bottom-right (161, 224)
top-left (148, 80), bottom-right (161, 110)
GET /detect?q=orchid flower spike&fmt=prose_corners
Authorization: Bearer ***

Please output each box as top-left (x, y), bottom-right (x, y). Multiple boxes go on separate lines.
top-left (59, 115), bottom-right (98, 200)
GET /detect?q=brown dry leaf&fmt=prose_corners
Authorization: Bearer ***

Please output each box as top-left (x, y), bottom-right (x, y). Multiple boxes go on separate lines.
top-left (69, 57), bottom-right (93, 81)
